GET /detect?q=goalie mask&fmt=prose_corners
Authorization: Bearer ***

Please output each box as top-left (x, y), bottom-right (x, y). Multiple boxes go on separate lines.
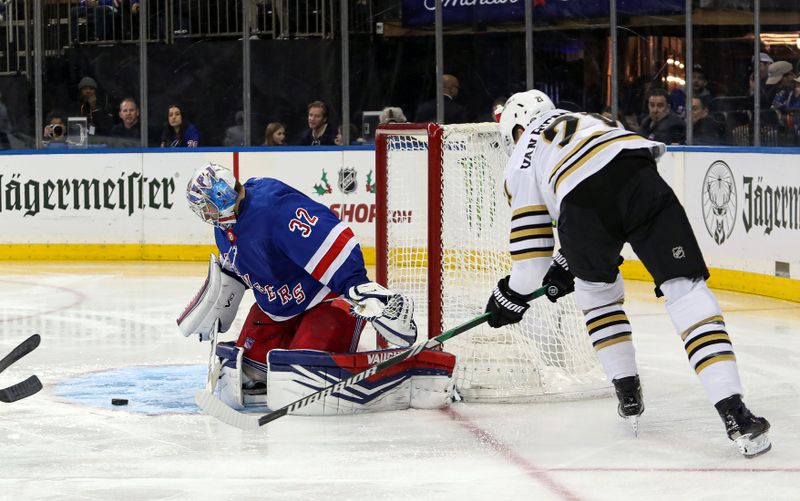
top-left (187, 163), bottom-right (239, 227)
top-left (499, 89), bottom-right (555, 155)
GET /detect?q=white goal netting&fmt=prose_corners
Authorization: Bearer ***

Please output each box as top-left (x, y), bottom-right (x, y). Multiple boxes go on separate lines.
top-left (378, 123), bottom-right (611, 402)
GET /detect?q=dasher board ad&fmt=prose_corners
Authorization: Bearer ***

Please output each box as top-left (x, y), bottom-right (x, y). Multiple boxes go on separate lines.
top-left (239, 150), bottom-right (377, 248)
top-left (683, 153), bottom-right (799, 277)
top-left (0, 152), bottom-right (227, 245)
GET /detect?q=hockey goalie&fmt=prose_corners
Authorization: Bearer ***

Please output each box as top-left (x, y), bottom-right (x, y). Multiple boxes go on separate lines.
top-left (177, 163), bottom-right (455, 415)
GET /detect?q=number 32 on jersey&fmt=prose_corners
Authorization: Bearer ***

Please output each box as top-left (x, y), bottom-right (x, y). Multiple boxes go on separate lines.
top-left (288, 207), bottom-right (318, 237)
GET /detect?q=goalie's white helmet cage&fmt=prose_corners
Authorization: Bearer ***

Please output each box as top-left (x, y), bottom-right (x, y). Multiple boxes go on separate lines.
top-left (375, 121), bottom-right (611, 403)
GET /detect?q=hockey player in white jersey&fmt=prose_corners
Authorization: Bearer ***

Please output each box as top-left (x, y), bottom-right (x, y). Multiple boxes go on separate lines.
top-left (484, 90), bottom-right (771, 457)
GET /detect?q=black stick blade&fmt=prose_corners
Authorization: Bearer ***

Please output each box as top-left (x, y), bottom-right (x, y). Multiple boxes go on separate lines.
top-left (0, 375), bottom-right (42, 403)
top-left (0, 334), bottom-right (41, 374)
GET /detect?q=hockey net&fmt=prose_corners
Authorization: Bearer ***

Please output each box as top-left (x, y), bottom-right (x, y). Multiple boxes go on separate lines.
top-left (375, 122), bottom-right (611, 403)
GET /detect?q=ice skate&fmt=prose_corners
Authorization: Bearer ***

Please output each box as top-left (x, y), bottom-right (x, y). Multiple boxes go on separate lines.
top-left (613, 376), bottom-right (644, 436)
top-left (715, 395), bottom-right (771, 458)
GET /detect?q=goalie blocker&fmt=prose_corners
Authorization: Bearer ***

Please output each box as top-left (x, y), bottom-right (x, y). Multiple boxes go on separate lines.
top-left (214, 341), bottom-right (456, 414)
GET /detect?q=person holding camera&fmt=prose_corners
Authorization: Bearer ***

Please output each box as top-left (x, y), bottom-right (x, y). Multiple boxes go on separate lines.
top-left (43, 110), bottom-right (68, 149)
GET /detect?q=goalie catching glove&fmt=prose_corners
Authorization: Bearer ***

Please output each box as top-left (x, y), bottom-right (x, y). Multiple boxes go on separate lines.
top-left (542, 251), bottom-right (575, 303)
top-left (345, 282), bottom-right (418, 347)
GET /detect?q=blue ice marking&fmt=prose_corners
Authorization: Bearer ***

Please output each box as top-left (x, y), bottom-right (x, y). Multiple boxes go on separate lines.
top-left (54, 364), bottom-right (207, 415)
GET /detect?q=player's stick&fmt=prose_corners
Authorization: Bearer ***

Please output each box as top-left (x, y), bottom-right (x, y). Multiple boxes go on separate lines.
top-left (0, 375), bottom-right (42, 403)
top-left (0, 334), bottom-right (40, 374)
top-left (195, 286), bottom-right (546, 430)
top-left (0, 334), bottom-right (43, 403)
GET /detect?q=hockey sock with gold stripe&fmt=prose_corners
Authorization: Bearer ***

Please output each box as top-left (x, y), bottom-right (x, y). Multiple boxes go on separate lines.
top-left (662, 277), bottom-right (743, 405)
top-left (584, 303), bottom-right (637, 381)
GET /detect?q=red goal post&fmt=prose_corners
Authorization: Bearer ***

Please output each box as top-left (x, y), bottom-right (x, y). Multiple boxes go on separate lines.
top-left (375, 122), bottom-right (611, 403)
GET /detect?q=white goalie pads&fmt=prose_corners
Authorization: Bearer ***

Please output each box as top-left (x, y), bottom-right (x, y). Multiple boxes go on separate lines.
top-left (217, 343), bottom-right (245, 409)
top-left (214, 342), bottom-right (268, 409)
top-left (266, 348), bottom-right (456, 415)
top-left (177, 254), bottom-right (247, 341)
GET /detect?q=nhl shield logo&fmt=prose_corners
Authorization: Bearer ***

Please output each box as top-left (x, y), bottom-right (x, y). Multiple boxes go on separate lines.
top-left (338, 167), bottom-right (357, 194)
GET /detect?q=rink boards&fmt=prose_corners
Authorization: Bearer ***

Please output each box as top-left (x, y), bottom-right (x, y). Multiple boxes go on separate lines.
top-left (0, 146), bottom-right (797, 301)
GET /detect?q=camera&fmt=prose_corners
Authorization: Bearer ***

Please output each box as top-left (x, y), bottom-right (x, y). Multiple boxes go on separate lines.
top-left (45, 123), bottom-right (65, 139)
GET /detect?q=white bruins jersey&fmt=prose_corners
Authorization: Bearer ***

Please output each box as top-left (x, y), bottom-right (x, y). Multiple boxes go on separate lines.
top-left (502, 109), bottom-right (665, 292)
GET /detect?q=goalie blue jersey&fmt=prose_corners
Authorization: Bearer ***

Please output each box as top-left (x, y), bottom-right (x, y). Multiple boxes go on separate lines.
top-left (214, 177), bottom-right (368, 321)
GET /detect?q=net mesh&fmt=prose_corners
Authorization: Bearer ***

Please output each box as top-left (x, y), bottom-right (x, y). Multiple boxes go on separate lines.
top-left (382, 123), bottom-right (611, 402)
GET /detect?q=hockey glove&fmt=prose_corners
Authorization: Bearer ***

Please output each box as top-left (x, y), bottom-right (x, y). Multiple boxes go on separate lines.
top-left (485, 276), bottom-right (537, 328)
top-left (345, 282), bottom-right (417, 347)
top-left (542, 251), bottom-right (575, 303)
top-left (345, 282), bottom-right (393, 319)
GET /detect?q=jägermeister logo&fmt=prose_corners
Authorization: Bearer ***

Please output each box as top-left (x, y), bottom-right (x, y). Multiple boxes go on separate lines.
top-left (0, 172), bottom-right (175, 217)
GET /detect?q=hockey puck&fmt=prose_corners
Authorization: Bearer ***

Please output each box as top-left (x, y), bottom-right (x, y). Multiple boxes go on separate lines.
top-left (111, 398), bottom-right (129, 406)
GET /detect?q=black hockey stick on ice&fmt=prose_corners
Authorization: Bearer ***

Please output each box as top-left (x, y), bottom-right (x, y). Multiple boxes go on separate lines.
top-left (195, 286), bottom-right (546, 430)
top-left (0, 334), bottom-right (43, 403)
top-left (0, 375), bottom-right (43, 403)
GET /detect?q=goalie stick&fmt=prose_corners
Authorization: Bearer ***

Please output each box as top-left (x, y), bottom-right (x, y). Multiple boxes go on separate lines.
top-left (195, 286), bottom-right (546, 430)
top-left (0, 334), bottom-right (43, 403)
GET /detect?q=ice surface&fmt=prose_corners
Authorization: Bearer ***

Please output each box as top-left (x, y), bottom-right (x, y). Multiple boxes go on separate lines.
top-left (0, 262), bottom-right (798, 501)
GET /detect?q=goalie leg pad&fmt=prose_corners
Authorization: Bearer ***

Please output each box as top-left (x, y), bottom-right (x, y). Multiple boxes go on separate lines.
top-left (216, 342), bottom-right (245, 409)
top-left (177, 254), bottom-right (247, 340)
top-left (215, 342), bottom-right (267, 409)
top-left (266, 348), bottom-right (456, 415)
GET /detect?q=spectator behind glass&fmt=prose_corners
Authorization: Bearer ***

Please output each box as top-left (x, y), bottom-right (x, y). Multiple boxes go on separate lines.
top-left (789, 76), bottom-right (800, 109)
top-left (740, 52), bottom-right (773, 110)
top-left (43, 110), bottom-right (68, 149)
top-left (768, 62), bottom-right (797, 113)
top-left (70, 0), bottom-right (140, 42)
top-left (638, 88), bottom-right (685, 144)
top-left (110, 97), bottom-right (141, 146)
top-left (0, 91), bottom-right (11, 150)
top-left (489, 97), bottom-right (508, 123)
top-left (223, 111), bottom-right (245, 147)
top-left (378, 106), bottom-right (407, 124)
top-left (76, 76), bottom-right (115, 140)
top-left (786, 76), bottom-right (800, 141)
top-left (753, 52), bottom-right (774, 88)
top-left (667, 65), bottom-right (711, 118)
top-left (414, 73), bottom-right (468, 124)
top-left (765, 61), bottom-right (794, 105)
top-left (160, 104), bottom-right (200, 147)
top-left (335, 124), bottom-right (363, 146)
top-left (692, 66), bottom-right (714, 108)
top-left (691, 97), bottom-right (723, 145)
top-left (264, 122), bottom-right (286, 146)
top-left (298, 101), bottom-right (336, 146)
